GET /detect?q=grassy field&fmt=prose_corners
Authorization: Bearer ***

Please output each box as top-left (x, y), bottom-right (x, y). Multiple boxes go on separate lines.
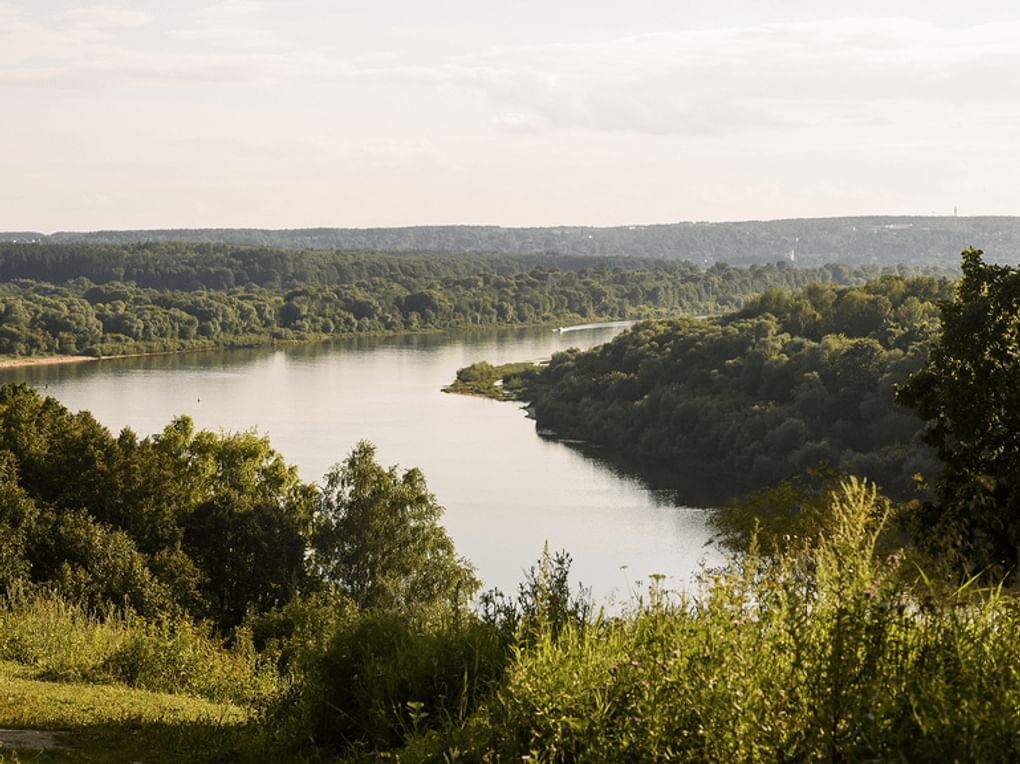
top-left (0, 661), bottom-right (287, 763)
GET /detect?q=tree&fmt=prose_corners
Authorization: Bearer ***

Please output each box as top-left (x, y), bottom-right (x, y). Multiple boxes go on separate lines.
top-left (897, 247), bottom-right (1020, 572)
top-left (184, 493), bottom-right (308, 629)
top-left (312, 441), bottom-right (478, 612)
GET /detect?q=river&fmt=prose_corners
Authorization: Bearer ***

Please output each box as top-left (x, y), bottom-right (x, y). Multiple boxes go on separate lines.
top-left (0, 324), bottom-right (723, 605)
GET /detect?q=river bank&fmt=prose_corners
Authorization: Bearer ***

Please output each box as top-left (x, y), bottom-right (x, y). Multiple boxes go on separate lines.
top-left (0, 317), bottom-right (649, 372)
top-left (0, 355), bottom-right (98, 369)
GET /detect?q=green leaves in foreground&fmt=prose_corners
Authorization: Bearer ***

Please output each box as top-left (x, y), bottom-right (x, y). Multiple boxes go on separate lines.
top-left (401, 479), bottom-right (1020, 762)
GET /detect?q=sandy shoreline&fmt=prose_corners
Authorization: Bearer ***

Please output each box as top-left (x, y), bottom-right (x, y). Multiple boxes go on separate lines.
top-left (0, 355), bottom-right (100, 370)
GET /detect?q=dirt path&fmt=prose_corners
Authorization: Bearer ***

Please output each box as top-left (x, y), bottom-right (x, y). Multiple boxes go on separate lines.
top-left (0, 727), bottom-right (69, 750)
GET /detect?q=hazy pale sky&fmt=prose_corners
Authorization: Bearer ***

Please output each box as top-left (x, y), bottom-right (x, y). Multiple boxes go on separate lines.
top-left (3, 1), bottom-right (1020, 231)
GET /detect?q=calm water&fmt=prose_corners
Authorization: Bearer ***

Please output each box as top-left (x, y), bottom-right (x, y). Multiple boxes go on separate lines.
top-left (0, 324), bottom-right (723, 604)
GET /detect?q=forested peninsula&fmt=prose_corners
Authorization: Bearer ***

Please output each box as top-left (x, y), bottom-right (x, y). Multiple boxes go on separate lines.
top-left (0, 241), bottom-right (923, 360)
top-left (511, 273), bottom-right (952, 499)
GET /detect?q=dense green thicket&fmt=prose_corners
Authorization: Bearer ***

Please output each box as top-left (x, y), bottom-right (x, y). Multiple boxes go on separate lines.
top-left (404, 481), bottom-right (1020, 762)
top-left (0, 242), bottom-right (923, 358)
top-left (519, 274), bottom-right (951, 499)
top-left (0, 593), bottom-right (274, 705)
top-left (897, 248), bottom-right (1020, 575)
top-left (0, 384), bottom-right (474, 636)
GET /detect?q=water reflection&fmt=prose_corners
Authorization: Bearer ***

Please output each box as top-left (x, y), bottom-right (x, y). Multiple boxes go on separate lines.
top-left (536, 433), bottom-right (749, 509)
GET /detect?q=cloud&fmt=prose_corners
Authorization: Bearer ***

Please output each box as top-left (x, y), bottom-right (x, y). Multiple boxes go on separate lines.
top-left (59, 5), bottom-right (152, 29)
top-left (3, 11), bottom-right (1019, 144)
top-left (415, 19), bottom-right (1020, 137)
top-left (166, 26), bottom-right (280, 51)
top-left (193, 1), bottom-right (275, 22)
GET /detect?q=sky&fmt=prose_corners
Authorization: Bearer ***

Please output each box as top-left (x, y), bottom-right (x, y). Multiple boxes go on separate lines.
top-left (3, 1), bottom-right (1020, 231)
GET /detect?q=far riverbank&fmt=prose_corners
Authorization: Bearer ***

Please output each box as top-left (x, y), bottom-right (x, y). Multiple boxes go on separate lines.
top-left (0, 355), bottom-right (98, 370)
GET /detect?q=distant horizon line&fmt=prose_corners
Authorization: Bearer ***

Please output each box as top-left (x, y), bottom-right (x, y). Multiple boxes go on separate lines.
top-left (6, 212), bottom-right (1018, 237)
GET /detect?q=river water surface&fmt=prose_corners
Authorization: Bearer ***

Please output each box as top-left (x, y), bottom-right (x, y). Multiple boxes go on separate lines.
top-left (0, 324), bottom-right (723, 604)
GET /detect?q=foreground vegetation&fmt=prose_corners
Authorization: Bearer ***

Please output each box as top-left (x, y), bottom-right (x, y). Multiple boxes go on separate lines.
top-left (6, 481), bottom-right (1020, 762)
top-left (3, 248), bottom-right (1020, 761)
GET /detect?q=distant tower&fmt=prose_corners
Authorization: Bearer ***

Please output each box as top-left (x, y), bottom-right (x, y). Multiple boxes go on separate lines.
top-left (954, 206), bottom-right (958, 217)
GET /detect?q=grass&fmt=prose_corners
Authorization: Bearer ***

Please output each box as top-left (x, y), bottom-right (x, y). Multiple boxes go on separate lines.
top-left (0, 660), bottom-right (267, 763)
top-left (443, 361), bottom-right (541, 400)
top-left (0, 594), bottom-right (277, 706)
top-left (0, 596), bottom-right (302, 762)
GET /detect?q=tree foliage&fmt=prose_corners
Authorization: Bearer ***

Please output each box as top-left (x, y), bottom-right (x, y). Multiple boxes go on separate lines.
top-left (516, 275), bottom-right (949, 500)
top-left (897, 247), bottom-right (1020, 572)
top-left (0, 384), bottom-right (488, 631)
top-left (4, 215), bottom-right (1015, 267)
top-left (313, 441), bottom-right (478, 612)
top-left (0, 242), bottom-right (932, 359)
top-left (0, 384), bottom-right (311, 627)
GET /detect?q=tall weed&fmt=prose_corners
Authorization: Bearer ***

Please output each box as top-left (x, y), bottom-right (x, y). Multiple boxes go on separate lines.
top-left (423, 478), bottom-right (1020, 762)
top-left (0, 592), bottom-right (277, 705)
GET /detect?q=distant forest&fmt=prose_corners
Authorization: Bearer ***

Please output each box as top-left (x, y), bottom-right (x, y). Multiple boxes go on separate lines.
top-left (0, 242), bottom-right (932, 358)
top-left (5, 215), bottom-right (1020, 267)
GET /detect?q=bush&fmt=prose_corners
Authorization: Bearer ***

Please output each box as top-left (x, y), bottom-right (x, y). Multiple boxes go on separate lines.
top-left (98, 620), bottom-right (277, 705)
top-left (0, 593), bottom-right (277, 705)
top-left (414, 479), bottom-right (1020, 762)
top-left (293, 610), bottom-right (510, 754)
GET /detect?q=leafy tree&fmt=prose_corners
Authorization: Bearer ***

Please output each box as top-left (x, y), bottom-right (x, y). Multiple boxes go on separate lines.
top-left (184, 493), bottom-right (308, 629)
top-left (312, 441), bottom-right (478, 612)
top-left (0, 451), bottom-right (38, 594)
top-left (30, 508), bottom-right (174, 617)
top-left (0, 383), bottom-right (316, 626)
top-left (897, 247), bottom-right (1020, 572)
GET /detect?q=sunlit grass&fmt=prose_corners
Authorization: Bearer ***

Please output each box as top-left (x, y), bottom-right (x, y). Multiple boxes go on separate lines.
top-left (0, 661), bottom-right (269, 763)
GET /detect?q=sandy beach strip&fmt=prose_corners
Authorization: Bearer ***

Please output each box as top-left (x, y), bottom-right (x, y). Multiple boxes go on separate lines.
top-left (0, 355), bottom-right (99, 370)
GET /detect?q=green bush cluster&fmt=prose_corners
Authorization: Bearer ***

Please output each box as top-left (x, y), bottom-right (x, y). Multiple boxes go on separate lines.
top-left (399, 481), bottom-right (1020, 762)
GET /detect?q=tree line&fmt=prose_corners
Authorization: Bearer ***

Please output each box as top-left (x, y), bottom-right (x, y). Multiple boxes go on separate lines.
top-left (5, 215), bottom-right (1019, 267)
top-left (0, 243), bottom-right (912, 358)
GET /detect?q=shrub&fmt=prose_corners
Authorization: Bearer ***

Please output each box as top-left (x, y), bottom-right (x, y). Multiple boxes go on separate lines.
top-left (0, 593), bottom-right (277, 705)
top-left (294, 610), bottom-right (510, 754)
top-left (422, 479), bottom-right (1020, 762)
